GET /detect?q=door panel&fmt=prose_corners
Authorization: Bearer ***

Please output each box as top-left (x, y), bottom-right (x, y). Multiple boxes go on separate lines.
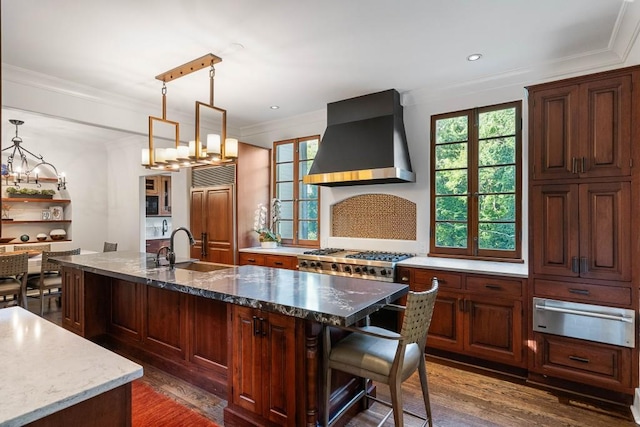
top-left (579, 75), bottom-right (631, 178)
top-left (231, 306), bottom-right (261, 414)
top-left (579, 182), bottom-right (631, 281)
top-left (143, 286), bottom-right (187, 359)
top-left (190, 296), bottom-right (228, 369)
top-left (205, 187), bottom-right (234, 264)
top-left (532, 184), bottom-right (580, 277)
top-left (465, 297), bottom-right (522, 363)
top-left (109, 279), bottom-right (142, 341)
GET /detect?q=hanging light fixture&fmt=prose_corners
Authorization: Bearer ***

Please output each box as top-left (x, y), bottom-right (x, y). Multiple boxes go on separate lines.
top-left (2, 119), bottom-right (67, 190)
top-left (142, 53), bottom-right (238, 170)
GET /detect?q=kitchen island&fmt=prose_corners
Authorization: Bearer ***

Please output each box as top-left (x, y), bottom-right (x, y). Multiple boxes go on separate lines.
top-left (54, 251), bottom-right (409, 427)
top-left (0, 306), bottom-right (142, 427)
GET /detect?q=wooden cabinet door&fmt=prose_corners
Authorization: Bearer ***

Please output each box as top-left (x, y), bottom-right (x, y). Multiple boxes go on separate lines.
top-left (62, 267), bottom-right (84, 334)
top-left (530, 84), bottom-right (579, 181)
top-left (142, 286), bottom-right (187, 359)
top-left (109, 279), bottom-right (143, 342)
top-left (579, 182), bottom-right (631, 281)
top-left (190, 187), bottom-right (235, 265)
top-left (190, 296), bottom-right (228, 371)
top-left (261, 312), bottom-right (296, 426)
top-left (531, 184), bottom-right (580, 277)
top-left (159, 176), bottom-right (172, 215)
top-left (464, 295), bottom-right (523, 365)
top-left (427, 291), bottom-right (465, 352)
top-left (578, 75), bottom-right (632, 178)
top-left (231, 306), bottom-right (262, 414)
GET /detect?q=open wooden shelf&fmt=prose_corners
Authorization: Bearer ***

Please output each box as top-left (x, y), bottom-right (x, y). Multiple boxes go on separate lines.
top-left (2, 198), bottom-right (71, 204)
top-left (2, 220), bottom-right (72, 224)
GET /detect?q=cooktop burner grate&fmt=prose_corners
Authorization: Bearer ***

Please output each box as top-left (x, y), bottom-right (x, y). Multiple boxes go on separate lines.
top-left (345, 251), bottom-right (414, 262)
top-left (302, 248), bottom-right (344, 256)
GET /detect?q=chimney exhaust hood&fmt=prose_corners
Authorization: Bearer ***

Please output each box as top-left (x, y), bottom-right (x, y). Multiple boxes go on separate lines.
top-left (303, 89), bottom-right (415, 187)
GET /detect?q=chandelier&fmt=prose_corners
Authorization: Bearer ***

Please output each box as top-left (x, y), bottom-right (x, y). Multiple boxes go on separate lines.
top-left (142, 53), bottom-right (238, 170)
top-left (2, 119), bottom-right (67, 190)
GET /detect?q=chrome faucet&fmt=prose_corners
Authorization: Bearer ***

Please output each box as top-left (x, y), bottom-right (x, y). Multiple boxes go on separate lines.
top-left (155, 245), bottom-right (170, 267)
top-left (167, 227), bottom-right (196, 268)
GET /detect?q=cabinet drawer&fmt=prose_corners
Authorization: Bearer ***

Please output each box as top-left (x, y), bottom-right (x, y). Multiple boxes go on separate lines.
top-left (414, 269), bottom-right (461, 290)
top-left (238, 253), bottom-right (265, 266)
top-left (533, 279), bottom-right (631, 306)
top-left (535, 333), bottom-right (632, 389)
top-left (264, 255), bottom-right (297, 270)
top-left (466, 276), bottom-right (522, 297)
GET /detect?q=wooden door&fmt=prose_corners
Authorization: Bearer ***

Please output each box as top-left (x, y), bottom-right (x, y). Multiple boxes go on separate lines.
top-left (204, 186), bottom-right (234, 264)
top-left (62, 267), bottom-right (83, 334)
top-left (109, 279), bottom-right (143, 342)
top-left (190, 296), bottom-right (228, 371)
top-left (531, 184), bottom-right (580, 277)
top-left (142, 286), bottom-right (187, 359)
top-left (426, 291), bottom-right (465, 352)
top-left (231, 306), bottom-right (262, 414)
top-left (578, 182), bottom-right (631, 281)
top-left (261, 312), bottom-right (296, 426)
top-left (578, 75), bottom-right (632, 178)
top-left (159, 176), bottom-right (172, 215)
top-left (464, 296), bottom-right (523, 365)
top-left (190, 189), bottom-right (206, 260)
top-left (530, 84), bottom-right (579, 181)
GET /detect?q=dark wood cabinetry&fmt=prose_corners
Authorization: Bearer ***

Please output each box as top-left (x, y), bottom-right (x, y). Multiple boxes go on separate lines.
top-left (229, 305), bottom-right (296, 426)
top-left (145, 239), bottom-right (169, 254)
top-left (239, 252), bottom-right (298, 270)
top-left (398, 267), bottom-right (526, 367)
top-left (159, 176), bottom-right (171, 215)
top-left (527, 66), bottom-right (639, 397)
top-left (190, 142), bottom-right (270, 265)
top-left (191, 186), bottom-right (234, 264)
top-left (530, 74), bottom-right (631, 181)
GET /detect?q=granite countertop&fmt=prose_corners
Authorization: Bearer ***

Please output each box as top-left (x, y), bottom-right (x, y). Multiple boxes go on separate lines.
top-left (0, 307), bottom-right (142, 426)
top-left (238, 246), bottom-right (310, 256)
top-left (53, 251), bottom-right (408, 327)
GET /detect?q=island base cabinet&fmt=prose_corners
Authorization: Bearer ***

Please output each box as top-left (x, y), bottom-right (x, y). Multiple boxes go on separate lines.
top-left (61, 268), bottom-right (108, 338)
top-left (227, 305), bottom-right (297, 427)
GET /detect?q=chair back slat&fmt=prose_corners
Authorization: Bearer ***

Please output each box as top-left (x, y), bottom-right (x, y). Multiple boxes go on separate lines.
top-left (103, 242), bottom-right (117, 252)
top-left (400, 277), bottom-right (439, 347)
top-left (41, 248), bottom-right (81, 273)
top-left (22, 244), bottom-right (51, 253)
top-left (0, 252), bottom-right (29, 276)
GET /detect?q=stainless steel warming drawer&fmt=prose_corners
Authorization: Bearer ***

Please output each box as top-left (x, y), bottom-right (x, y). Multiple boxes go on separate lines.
top-left (533, 297), bottom-right (635, 348)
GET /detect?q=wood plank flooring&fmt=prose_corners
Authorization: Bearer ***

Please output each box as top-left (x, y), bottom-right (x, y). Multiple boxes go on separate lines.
top-left (30, 299), bottom-right (636, 426)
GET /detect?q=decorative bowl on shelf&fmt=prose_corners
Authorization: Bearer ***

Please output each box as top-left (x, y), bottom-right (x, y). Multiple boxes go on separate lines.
top-left (0, 237), bottom-right (15, 243)
top-left (49, 229), bottom-right (66, 241)
top-left (36, 233), bottom-right (48, 242)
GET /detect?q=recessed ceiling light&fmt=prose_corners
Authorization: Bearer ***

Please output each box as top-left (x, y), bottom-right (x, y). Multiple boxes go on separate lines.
top-left (270, 105), bottom-right (280, 110)
top-left (467, 53), bottom-right (482, 61)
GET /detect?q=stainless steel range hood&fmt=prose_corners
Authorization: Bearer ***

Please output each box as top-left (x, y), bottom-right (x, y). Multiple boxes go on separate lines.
top-left (303, 89), bottom-right (415, 186)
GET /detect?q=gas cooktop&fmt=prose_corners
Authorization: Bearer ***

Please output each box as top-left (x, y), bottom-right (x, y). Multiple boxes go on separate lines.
top-left (298, 248), bottom-right (414, 282)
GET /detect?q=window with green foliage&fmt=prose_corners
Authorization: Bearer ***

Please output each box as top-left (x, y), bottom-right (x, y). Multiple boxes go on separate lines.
top-left (430, 101), bottom-right (521, 260)
top-left (273, 136), bottom-right (320, 246)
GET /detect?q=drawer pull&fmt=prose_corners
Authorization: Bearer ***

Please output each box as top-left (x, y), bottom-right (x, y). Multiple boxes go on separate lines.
top-left (568, 355), bottom-right (590, 364)
top-left (485, 284), bottom-right (502, 291)
top-left (274, 261), bottom-right (283, 266)
top-left (568, 288), bottom-right (590, 296)
top-left (400, 276), bottom-right (410, 282)
top-left (253, 316), bottom-right (261, 336)
top-left (248, 258), bottom-right (256, 263)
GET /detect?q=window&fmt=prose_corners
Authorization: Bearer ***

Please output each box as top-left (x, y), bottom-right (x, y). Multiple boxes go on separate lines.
top-left (430, 101), bottom-right (522, 260)
top-left (273, 136), bottom-right (320, 247)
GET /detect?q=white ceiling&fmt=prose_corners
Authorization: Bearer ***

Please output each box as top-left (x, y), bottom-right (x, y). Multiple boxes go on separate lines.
top-left (2, 0), bottom-right (640, 135)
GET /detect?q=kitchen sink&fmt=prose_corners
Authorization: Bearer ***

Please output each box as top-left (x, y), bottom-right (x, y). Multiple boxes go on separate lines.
top-left (174, 261), bottom-right (234, 272)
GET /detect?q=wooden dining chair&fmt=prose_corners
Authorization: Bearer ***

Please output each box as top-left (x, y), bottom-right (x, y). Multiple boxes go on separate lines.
top-left (0, 252), bottom-right (29, 308)
top-left (323, 277), bottom-right (439, 427)
top-left (27, 248), bottom-right (80, 316)
top-left (103, 242), bottom-right (118, 252)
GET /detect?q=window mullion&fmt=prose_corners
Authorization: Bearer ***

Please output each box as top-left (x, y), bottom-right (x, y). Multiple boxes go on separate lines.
top-left (468, 110), bottom-right (479, 256)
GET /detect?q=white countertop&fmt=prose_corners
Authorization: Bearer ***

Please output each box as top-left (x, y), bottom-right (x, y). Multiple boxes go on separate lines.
top-left (240, 247), bottom-right (528, 278)
top-left (397, 256), bottom-right (528, 278)
top-left (0, 307), bottom-right (143, 426)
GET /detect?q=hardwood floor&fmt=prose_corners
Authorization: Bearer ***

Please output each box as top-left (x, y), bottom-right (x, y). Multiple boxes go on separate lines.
top-left (28, 299), bottom-right (636, 426)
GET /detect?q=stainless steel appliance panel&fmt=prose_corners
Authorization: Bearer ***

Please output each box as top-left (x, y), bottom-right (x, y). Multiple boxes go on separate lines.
top-left (533, 297), bottom-right (635, 348)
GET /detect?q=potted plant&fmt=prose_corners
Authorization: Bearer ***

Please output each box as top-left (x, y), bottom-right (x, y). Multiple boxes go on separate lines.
top-left (253, 199), bottom-right (281, 248)
top-left (5, 187), bottom-right (56, 199)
